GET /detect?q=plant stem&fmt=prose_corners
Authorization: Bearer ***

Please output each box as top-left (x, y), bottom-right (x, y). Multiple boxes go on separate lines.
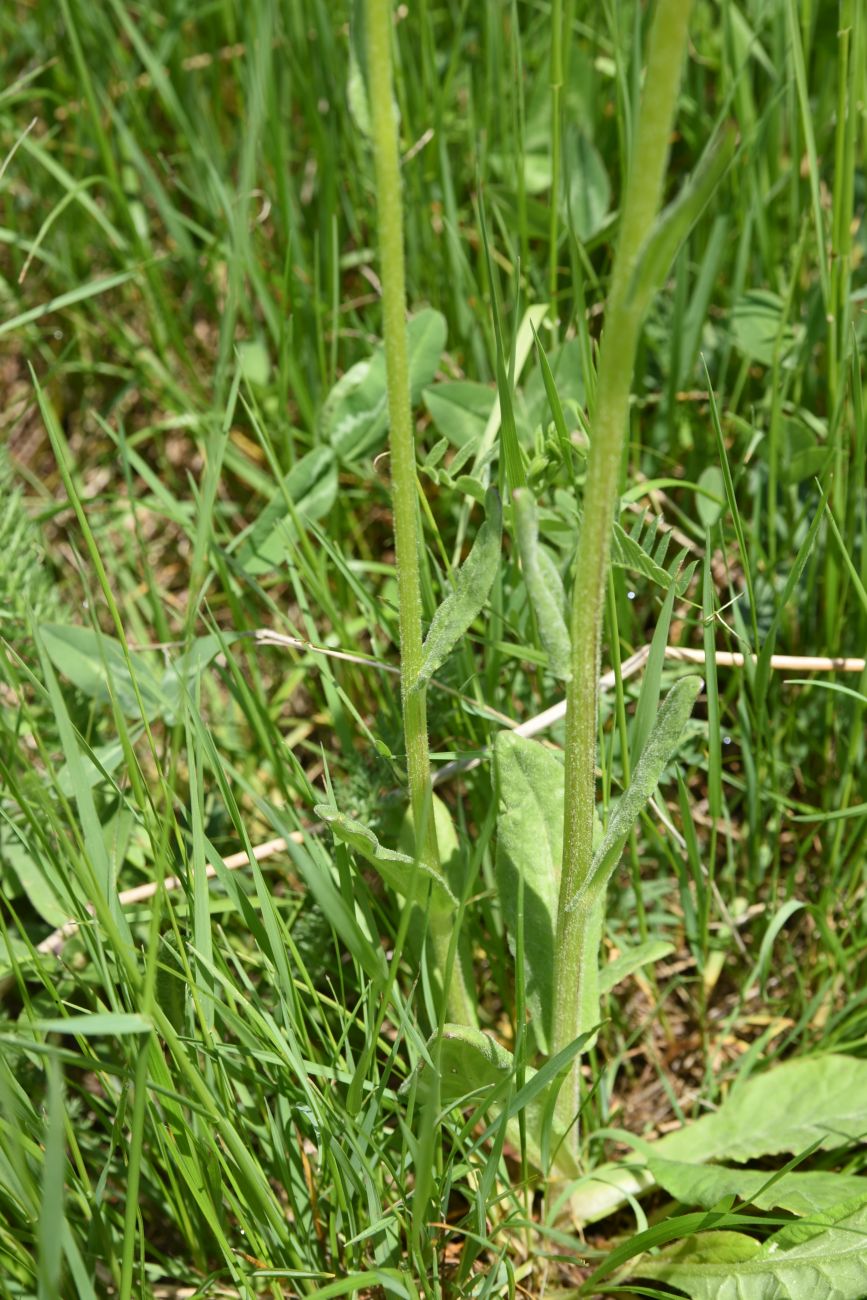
top-left (551, 0), bottom-right (695, 1154)
top-left (366, 0), bottom-right (476, 1027)
top-left (548, 0), bottom-right (563, 315)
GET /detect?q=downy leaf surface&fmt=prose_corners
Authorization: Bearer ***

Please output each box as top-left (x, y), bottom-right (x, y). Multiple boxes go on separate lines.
top-left (414, 487), bottom-right (502, 691)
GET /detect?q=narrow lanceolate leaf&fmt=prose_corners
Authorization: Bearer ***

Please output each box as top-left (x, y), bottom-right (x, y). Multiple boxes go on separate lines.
top-left (315, 805), bottom-right (457, 913)
top-left (477, 201), bottom-right (525, 492)
top-left (512, 489), bottom-right (572, 681)
top-left (631, 576), bottom-right (678, 766)
top-left (569, 675), bottom-right (702, 911)
top-left (598, 939), bottom-right (674, 994)
top-left (494, 731), bottom-right (564, 1053)
top-left (413, 487), bottom-right (502, 692)
top-left (626, 124), bottom-right (738, 315)
top-left (638, 1195), bottom-right (867, 1300)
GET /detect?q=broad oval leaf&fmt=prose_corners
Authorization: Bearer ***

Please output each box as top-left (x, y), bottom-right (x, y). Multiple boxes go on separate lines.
top-left (731, 288), bottom-right (799, 366)
top-left (322, 309), bottom-right (447, 461)
top-left (414, 1023), bottom-right (514, 1107)
top-left (571, 1054), bottom-right (867, 1226)
top-left (39, 623), bottom-right (168, 722)
top-left (414, 487), bottom-right (502, 692)
top-left (566, 128), bottom-right (611, 241)
top-left (233, 446), bottom-right (338, 575)
top-left (399, 793), bottom-right (465, 903)
top-left (315, 805), bottom-right (457, 913)
top-left (512, 489), bottom-right (572, 681)
top-left (407, 1023), bottom-right (585, 1178)
top-left (639, 1196), bottom-right (867, 1300)
top-left (423, 381), bottom-right (494, 449)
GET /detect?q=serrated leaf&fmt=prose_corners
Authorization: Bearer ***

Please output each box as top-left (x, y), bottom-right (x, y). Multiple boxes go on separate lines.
top-left (315, 805), bottom-right (457, 912)
top-left (414, 487), bottom-right (502, 691)
top-left (571, 1054), bottom-right (867, 1226)
top-left (648, 1157), bottom-right (867, 1216)
top-left (571, 676), bottom-right (702, 910)
top-left (512, 489), bottom-right (572, 681)
top-left (494, 731), bottom-right (564, 1053)
top-left (322, 309), bottom-right (447, 460)
top-left (598, 940), bottom-right (674, 994)
top-left (638, 1196), bottom-right (867, 1299)
top-left (627, 125), bottom-right (737, 314)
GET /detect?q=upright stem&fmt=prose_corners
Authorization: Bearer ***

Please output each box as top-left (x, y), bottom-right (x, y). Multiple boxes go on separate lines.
top-left (366, 0), bottom-right (476, 1027)
top-left (551, 0), bottom-right (695, 1151)
top-left (548, 0), bottom-right (563, 314)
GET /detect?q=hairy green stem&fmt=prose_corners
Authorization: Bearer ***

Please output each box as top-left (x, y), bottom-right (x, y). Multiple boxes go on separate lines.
top-left (551, 0), bottom-right (695, 1153)
top-left (548, 0), bottom-right (563, 313)
top-left (366, 0), bottom-right (476, 1027)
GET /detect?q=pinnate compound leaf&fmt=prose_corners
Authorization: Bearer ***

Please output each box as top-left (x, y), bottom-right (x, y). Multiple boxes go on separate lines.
top-left (414, 487), bottom-right (502, 691)
top-left (611, 515), bottom-right (696, 595)
top-left (512, 489), bottom-right (572, 681)
top-left (571, 675), bottom-right (701, 910)
top-left (570, 1054), bottom-right (867, 1226)
top-left (322, 309), bottom-right (447, 460)
top-left (315, 805), bottom-right (457, 912)
top-left (494, 731), bottom-right (564, 1053)
top-left (638, 1196), bottom-right (867, 1300)
top-left (648, 1157), bottom-right (867, 1217)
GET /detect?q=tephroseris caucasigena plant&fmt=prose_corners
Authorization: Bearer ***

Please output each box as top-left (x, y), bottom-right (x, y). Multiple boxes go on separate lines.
top-left (341, 0), bottom-right (734, 1178)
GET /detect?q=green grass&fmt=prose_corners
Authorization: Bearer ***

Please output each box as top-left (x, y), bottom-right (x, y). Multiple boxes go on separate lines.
top-left (1, 1), bottom-right (866, 1296)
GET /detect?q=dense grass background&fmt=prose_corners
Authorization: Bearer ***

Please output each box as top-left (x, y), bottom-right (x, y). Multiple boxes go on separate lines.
top-left (1, 1), bottom-right (866, 1295)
